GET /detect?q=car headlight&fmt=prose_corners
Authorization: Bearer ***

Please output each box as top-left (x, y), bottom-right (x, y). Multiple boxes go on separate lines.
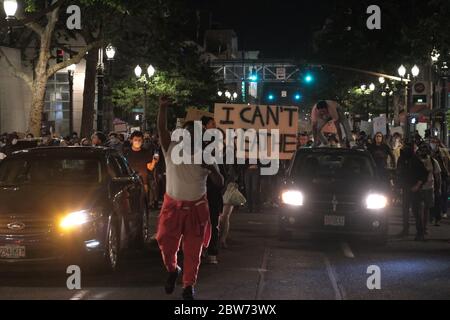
top-left (60, 210), bottom-right (93, 230)
top-left (281, 190), bottom-right (304, 206)
top-left (366, 194), bottom-right (388, 210)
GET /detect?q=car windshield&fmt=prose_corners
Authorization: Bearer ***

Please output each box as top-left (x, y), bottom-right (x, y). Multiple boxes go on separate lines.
top-left (0, 157), bottom-right (102, 186)
top-left (293, 152), bottom-right (374, 182)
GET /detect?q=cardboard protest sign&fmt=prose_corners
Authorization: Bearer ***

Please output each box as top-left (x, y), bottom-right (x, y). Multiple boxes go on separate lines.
top-left (185, 108), bottom-right (214, 122)
top-left (373, 116), bottom-right (387, 136)
top-left (214, 104), bottom-right (299, 160)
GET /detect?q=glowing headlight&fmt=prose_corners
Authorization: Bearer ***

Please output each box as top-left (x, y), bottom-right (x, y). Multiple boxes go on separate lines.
top-left (366, 194), bottom-right (388, 210)
top-left (281, 190), bottom-right (304, 206)
top-left (60, 210), bottom-right (91, 229)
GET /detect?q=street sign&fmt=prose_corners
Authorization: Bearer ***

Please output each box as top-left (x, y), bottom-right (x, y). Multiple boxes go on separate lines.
top-left (276, 68), bottom-right (286, 80)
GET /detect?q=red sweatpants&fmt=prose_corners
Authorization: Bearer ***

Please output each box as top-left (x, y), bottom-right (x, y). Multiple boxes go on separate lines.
top-left (156, 194), bottom-right (211, 288)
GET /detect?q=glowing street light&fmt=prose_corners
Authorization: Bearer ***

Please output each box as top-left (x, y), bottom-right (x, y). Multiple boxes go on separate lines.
top-left (134, 65), bottom-right (142, 78)
top-left (105, 44), bottom-right (116, 61)
top-left (3, 0), bottom-right (18, 19)
top-left (398, 65), bottom-right (406, 78)
top-left (411, 65), bottom-right (420, 78)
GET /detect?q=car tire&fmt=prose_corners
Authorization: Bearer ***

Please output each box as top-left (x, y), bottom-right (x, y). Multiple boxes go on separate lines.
top-left (88, 217), bottom-right (121, 273)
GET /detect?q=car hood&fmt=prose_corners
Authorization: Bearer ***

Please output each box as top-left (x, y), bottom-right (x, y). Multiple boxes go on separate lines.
top-left (288, 177), bottom-right (386, 198)
top-left (0, 184), bottom-right (106, 217)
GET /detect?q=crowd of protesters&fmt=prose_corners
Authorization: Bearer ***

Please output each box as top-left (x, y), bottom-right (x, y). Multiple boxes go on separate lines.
top-left (2, 103), bottom-right (450, 298)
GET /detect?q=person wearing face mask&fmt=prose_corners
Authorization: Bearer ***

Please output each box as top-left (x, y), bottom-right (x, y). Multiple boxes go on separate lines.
top-left (124, 131), bottom-right (159, 196)
top-left (416, 143), bottom-right (441, 239)
top-left (107, 132), bottom-right (124, 154)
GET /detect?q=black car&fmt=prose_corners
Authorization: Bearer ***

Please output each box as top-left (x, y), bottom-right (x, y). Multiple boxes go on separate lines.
top-left (0, 147), bottom-right (150, 271)
top-left (279, 148), bottom-right (389, 243)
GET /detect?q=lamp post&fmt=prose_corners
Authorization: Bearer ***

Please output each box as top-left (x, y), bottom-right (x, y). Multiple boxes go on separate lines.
top-left (67, 64), bottom-right (76, 135)
top-left (378, 77), bottom-right (395, 135)
top-left (135, 64), bottom-right (156, 132)
top-left (3, 0), bottom-right (18, 46)
top-left (398, 64), bottom-right (420, 142)
top-left (104, 44), bottom-right (116, 133)
top-left (96, 48), bottom-right (105, 132)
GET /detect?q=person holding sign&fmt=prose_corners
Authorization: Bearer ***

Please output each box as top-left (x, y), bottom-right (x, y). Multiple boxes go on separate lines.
top-left (311, 100), bottom-right (353, 148)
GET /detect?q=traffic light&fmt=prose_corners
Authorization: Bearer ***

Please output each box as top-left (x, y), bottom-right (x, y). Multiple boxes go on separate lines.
top-left (294, 93), bottom-right (301, 101)
top-left (56, 49), bottom-right (64, 63)
top-left (268, 94), bottom-right (275, 101)
top-left (304, 73), bottom-right (314, 84)
top-left (248, 68), bottom-right (258, 82)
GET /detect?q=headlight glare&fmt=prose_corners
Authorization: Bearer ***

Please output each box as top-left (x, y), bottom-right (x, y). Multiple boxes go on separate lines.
top-left (60, 210), bottom-right (91, 229)
top-left (366, 194), bottom-right (387, 210)
top-left (281, 190), bottom-right (304, 206)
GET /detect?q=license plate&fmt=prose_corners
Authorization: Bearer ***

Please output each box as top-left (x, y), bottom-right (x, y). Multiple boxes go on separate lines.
top-left (0, 245), bottom-right (26, 259)
top-left (324, 215), bottom-right (345, 227)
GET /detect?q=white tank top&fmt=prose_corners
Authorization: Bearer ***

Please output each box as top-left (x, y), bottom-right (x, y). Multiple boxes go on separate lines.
top-left (163, 142), bottom-right (209, 201)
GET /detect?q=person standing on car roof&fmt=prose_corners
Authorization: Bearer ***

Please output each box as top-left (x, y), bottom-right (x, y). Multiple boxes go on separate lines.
top-left (311, 100), bottom-right (354, 148)
top-left (156, 96), bottom-right (224, 300)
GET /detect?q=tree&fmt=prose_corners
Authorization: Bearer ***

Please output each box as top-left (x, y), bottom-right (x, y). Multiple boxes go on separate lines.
top-left (0, 0), bottom-right (124, 136)
top-left (310, 0), bottom-right (450, 113)
top-left (108, 1), bottom-right (217, 129)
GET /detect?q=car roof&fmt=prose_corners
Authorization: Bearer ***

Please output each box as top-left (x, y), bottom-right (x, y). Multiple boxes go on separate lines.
top-left (8, 146), bottom-right (118, 158)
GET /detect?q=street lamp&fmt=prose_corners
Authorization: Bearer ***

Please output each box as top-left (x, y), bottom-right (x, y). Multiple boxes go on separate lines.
top-left (105, 44), bottom-right (116, 61)
top-left (134, 64), bottom-right (156, 132)
top-left (104, 45), bottom-right (116, 132)
top-left (378, 76), bottom-right (394, 135)
top-left (431, 48), bottom-right (440, 63)
top-left (398, 65), bottom-right (406, 78)
top-left (398, 64), bottom-right (420, 142)
top-left (3, 0), bottom-right (17, 19)
top-left (369, 83), bottom-right (376, 92)
top-left (217, 90), bottom-right (223, 97)
top-left (134, 65), bottom-right (142, 78)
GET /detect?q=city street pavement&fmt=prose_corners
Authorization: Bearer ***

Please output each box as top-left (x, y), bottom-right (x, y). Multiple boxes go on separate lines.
top-left (0, 206), bottom-right (449, 300)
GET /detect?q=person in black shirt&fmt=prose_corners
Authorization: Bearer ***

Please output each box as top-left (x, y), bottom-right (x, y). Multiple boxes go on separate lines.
top-left (368, 132), bottom-right (396, 178)
top-left (397, 143), bottom-right (429, 240)
top-left (124, 131), bottom-right (158, 194)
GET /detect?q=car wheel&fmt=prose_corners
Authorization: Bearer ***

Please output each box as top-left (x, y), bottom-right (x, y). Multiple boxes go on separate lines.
top-left (85, 219), bottom-right (121, 274)
top-left (106, 219), bottom-right (121, 271)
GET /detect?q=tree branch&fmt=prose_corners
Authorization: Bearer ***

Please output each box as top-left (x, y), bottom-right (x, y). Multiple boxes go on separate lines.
top-left (46, 40), bottom-right (104, 77)
top-left (0, 46), bottom-right (33, 89)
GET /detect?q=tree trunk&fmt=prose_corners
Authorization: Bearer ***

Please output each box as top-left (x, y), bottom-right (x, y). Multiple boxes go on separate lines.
top-left (80, 51), bottom-right (98, 138)
top-left (28, 78), bottom-right (47, 136)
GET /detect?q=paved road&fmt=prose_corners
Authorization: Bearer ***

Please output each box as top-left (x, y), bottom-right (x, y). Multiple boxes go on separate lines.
top-left (1, 207), bottom-right (449, 300)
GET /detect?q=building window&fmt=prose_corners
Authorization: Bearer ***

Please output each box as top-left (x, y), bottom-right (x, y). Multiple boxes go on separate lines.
top-left (44, 72), bottom-right (70, 136)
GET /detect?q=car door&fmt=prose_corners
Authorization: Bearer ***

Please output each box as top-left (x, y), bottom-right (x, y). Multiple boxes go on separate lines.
top-left (108, 154), bottom-right (135, 237)
top-left (113, 154), bottom-right (142, 233)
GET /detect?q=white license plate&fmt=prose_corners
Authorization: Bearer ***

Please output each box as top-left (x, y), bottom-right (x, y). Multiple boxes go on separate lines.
top-left (0, 245), bottom-right (26, 259)
top-left (324, 215), bottom-right (345, 227)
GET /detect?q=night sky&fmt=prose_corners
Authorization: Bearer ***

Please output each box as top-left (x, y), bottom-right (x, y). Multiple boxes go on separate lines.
top-left (195, 0), bottom-right (333, 59)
